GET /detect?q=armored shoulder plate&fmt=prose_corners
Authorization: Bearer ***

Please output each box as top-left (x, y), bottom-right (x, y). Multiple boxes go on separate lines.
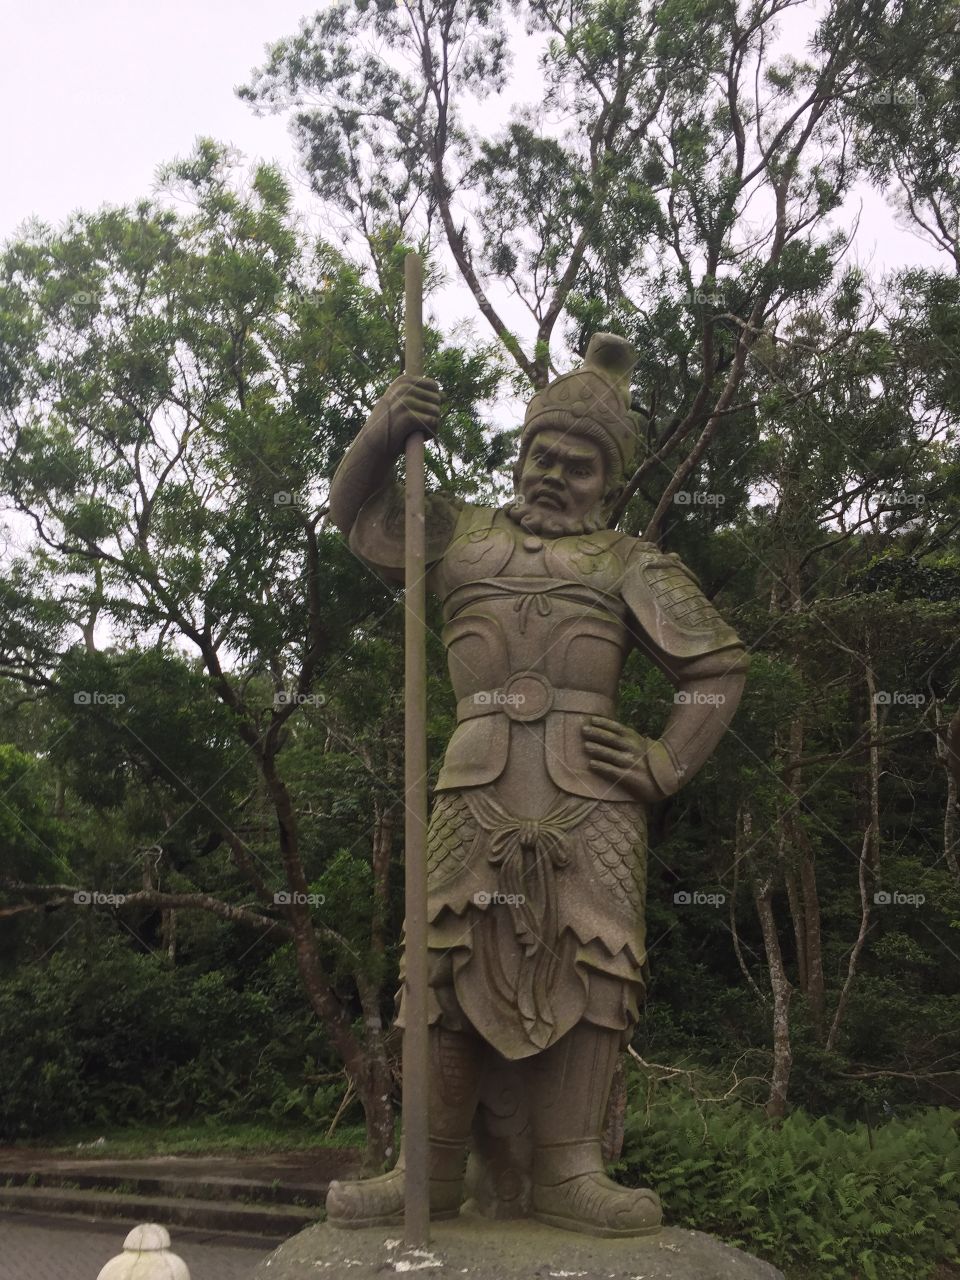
top-left (348, 484), bottom-right (463, 579)
top-left (623, 543), bottom-right (744, 662)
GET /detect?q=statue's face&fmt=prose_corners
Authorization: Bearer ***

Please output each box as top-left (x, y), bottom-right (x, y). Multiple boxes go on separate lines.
top-left (515, 429), bottom-right (608, 533)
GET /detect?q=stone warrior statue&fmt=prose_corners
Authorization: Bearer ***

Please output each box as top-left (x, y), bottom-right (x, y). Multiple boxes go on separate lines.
top-left (326, 334), bottom-right (748, 1237)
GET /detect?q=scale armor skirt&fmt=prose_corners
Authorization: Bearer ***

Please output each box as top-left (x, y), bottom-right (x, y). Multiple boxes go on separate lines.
top-left (397, 786), bottom-right (648, 1060)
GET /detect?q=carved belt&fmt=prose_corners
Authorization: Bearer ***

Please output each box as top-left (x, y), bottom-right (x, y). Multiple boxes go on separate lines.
top-left (456, 672), bottom-right (612, 724)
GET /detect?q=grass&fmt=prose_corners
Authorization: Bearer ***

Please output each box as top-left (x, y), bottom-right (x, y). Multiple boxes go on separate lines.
top-left (3, 1119), bottom-right (366, 1159)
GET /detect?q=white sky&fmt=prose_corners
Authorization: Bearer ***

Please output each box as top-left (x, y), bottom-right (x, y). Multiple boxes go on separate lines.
top-left (0, 0), bottom-right (946, 359)
top-left (0, 0), bottom-right (312, 237)
top-left (2, 5), bottom-right (945, 235)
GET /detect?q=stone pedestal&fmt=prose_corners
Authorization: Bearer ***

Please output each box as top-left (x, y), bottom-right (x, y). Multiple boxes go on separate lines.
top-left (253, 1215), bottom-right (784, 1280)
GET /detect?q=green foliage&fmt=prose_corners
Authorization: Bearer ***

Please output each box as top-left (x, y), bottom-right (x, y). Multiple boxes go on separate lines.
top-left (46, 647), bottom-right (251, 816)
top-left (0, 933), bottom-right (352, 1140)
top-left (2, 0), bottom-right (960, 1226)
top-left (0, 743), bottom-right (70, 881)
top-left (620, 1092), bottom-right (960, 1279)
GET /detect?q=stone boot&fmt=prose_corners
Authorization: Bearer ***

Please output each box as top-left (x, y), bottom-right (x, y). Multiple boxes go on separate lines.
top-left (326, 1135), bottom-right (467, 1228)
top-left (529, 1023), bottom-right (662, 1238)
top-left (326, 1027), bottom-right (483, 1230)
top-left (532, 1137), bottom-right (662, 1237)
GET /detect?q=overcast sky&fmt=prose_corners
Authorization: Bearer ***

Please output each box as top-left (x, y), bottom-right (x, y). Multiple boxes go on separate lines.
top-left (0, 0), bottom-right (945, 336)
top-left (0, 0), bottom-right (313, 240)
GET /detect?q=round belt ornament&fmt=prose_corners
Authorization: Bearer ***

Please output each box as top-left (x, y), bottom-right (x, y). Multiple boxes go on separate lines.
top-left (501, 671), bottom-right (553, 721)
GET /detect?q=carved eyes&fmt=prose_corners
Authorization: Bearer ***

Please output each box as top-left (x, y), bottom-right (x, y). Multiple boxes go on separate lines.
top-left (531, 452), bottom-right (594, 479)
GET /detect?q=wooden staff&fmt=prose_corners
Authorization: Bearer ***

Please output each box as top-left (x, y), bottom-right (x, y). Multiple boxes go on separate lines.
top-left (402, 250), bottom-right (430, 1246)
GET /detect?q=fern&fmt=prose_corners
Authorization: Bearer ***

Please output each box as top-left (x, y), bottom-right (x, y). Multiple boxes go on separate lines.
top-left (620, 1092), bottom-right (959, 1279)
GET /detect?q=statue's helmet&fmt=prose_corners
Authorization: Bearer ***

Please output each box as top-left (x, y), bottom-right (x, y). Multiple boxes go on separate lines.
top-left (516, 332), bottom-right (643, 493)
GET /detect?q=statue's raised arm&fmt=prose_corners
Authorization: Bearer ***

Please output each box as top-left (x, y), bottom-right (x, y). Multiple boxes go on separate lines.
top-left (329, 374), bottom-right (460, 583)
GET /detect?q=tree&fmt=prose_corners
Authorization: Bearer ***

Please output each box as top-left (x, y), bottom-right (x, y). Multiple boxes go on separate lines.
top-left (240, 0), bottom-right (960, 1119)
top-left (3, 0), bottom-right (960, 1160)
top-left (0, 139), bottom-right (501, 1167)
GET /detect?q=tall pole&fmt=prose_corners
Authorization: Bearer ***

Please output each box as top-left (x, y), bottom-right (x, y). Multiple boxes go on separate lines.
top-left (402, 251), bottom-right (430, 1247)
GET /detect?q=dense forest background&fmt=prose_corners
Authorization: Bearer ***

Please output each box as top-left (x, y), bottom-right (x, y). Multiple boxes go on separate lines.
top-left (1, 1), bottom-right (959, 1276)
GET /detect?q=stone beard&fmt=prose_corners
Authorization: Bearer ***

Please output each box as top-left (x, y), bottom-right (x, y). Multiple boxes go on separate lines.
top-left (504, 497), bottom-right (607, 538)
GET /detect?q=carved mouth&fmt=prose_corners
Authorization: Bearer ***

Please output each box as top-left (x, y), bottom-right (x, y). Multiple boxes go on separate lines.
top-left (533, 489), bottom-right (564, 509)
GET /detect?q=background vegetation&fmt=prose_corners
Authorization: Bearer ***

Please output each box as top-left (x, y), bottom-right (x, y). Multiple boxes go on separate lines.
top-left (1, 1), bottom-right (959, 1275)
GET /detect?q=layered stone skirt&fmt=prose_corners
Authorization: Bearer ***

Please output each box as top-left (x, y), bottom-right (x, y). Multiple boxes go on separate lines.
top-left (397, 786), bottom-right (648, 1060)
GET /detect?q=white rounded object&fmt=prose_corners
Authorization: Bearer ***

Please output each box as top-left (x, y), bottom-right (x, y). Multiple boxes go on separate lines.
top-left (96, 1223), bottom-right (191, 1280)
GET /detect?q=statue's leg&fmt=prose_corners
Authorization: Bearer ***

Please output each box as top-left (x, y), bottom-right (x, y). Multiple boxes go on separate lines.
top-left (528, 1023), bottom-right (661, 1238)
top-left (326, 1025), bottom-right (483, 1229)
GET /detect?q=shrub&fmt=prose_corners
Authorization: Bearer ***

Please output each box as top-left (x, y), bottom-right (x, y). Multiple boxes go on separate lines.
top-left (619, 1090), bottom-right (960, 1279)
top-left (0, 933), bottom-right (348, 1138)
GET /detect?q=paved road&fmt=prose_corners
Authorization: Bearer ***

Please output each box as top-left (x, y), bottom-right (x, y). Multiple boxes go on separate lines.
top-left (0, 1212), bottom-right (274, 1279)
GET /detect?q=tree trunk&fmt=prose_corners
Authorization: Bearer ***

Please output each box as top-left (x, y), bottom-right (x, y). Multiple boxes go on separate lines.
top-left (729, 807), bottom-right (767, 1003)
top-left (784, 861), bottom-right (807, 993)
top-left (826, 656), bottom-right (880, 1052)
top-left (161, 908), bottom-right (177, 963)
top-left (371, 800), bottom-right (395, 958)
top-left (944, 706), bottom-right (960, 792)
top-left (355, 965), bottom-right (398, 1173)
top-left (937, 704), bottom-right (960, 879)
top-left (945, 766), bottom-right (960, 880)
top-left (601, 1055), bottom-right (628, 1163)
top-left (352, 1019), bottom-right (397, 1174)
top-left (754, 875), bottom-right (793, 1121)
top-left (261, 751), bottom-right (395, 1168)
top-left (799, 841), bottom-right (826, 1040)
top-left (781, 695), bottom-right (826, 1041)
